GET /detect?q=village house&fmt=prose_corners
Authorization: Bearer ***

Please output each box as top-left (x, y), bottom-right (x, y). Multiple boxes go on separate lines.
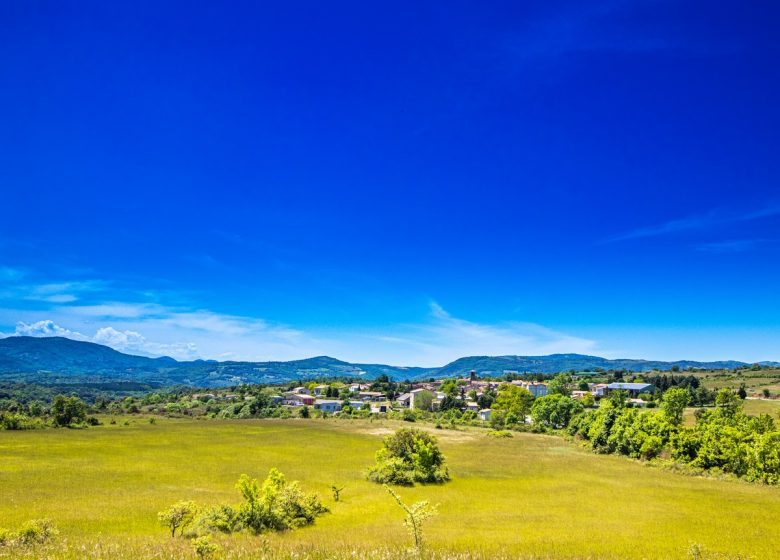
top-left (313, 385), bottom-right (328, 396)
top-left (349, 383), bottom-right (369, 393)
top-left (605, 382), bottom-right (655, 398)
top-left (358, 391), bottom-right (385, 402)
top-left (478, 409), bottom-right (491, 421)
top-left (282, 393), bottom-right (315, 406)
top-left (314, 399), bottom-right (341, 413)
top-left (511, 380), bottom-right (549, 397)
top-left (591, 383), bottom-right (609, 397)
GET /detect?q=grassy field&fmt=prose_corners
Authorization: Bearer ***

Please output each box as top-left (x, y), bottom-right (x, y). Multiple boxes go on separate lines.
top-left (1, 417), bottom-right (778, 559)
top-left (690, 368), bottom-right (780, 397)
top-left (683, 398), bottom-right (780, 426)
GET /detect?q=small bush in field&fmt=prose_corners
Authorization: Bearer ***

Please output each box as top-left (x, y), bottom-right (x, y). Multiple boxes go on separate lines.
top-left (192, 534), bottom-right (219, 559)
top-left (487, 430), bottom-right (513, 438)
top-left (16, 519), bottom-right (58, 545)
top-left (158, 501), bottom-right (198, 537)
top-left (367, 428), bottom-right (449, 485)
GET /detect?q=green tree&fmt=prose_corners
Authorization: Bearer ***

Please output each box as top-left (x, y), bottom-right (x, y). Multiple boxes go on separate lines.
top-left (51, 395), bottom-right (88, 427)
top-left (715, 388), bottom-right (742, 417)
top-left (412, 390), bottom-right (435, 412)
top-left (492, 384), bottom-right (534, 421)
top-left (661, 388), bottom-right (691, 426)
top-left (547, 373), bottom-right (571, 396)
top-left (158, 501), bottom-right (198, 537)
top-left (530, 394), bottom-right (583, 429)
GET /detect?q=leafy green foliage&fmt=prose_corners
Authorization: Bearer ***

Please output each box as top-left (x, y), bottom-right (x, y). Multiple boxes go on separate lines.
top-left (385, 485), bottom-right (438, 555)
top-left (158, 501), bottom-right (198, 537)
top-left (569, 392), bottom-right (780, 483)
top-left (235, 468), bottom-right (328, 534)
top-left (51, 395), bottom-right (88, 427)
top-left (486, 430), bottom-right (513, 438)
top-left (661, 387), bottom-right (690, 426)
top-left (367, 428), bottom-right (449, 485)
top-left (547, 373), bottom-right (572, 396)
top-left (15, 519), bottom-right (58, 546)
top-left (492, 384), bottom-right (534, 421)
top-left (0, 411), bottom-right (43, 430)
top-left (531, 394), bottom-right (583, 428)
top-left (191, 534), bottom-right (219, 559)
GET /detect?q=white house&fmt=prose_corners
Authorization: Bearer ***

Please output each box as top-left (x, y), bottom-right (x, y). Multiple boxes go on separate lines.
top-left (479, 409), bottom-right (491, 421)
top-left (313, 385), bottom-right (328, 396)
top-left (409, 388), bottom-right (433, 410)
top-left (314, 399), bottom-right (341, 412)
top-left (282, 393), bottom-right (315, 406)
top-left (511, 381), bottom-right (549, 398)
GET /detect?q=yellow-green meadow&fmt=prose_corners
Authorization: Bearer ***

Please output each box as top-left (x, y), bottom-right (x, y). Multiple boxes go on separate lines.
top-left (1, 417), bottom-right (778, 559)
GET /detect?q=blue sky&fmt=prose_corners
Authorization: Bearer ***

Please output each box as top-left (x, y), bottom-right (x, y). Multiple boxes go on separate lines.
top-left (1, 1), bottom-right (779, 365)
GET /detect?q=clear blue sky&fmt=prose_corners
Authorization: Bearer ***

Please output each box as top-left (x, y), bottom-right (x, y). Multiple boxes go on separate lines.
top-left (1, 1), bottom-right (779, 365)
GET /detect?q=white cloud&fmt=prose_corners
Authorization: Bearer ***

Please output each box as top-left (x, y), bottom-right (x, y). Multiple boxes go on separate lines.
top-left (13, 320), bottom-right (88, 340)
top-left (345, 302), bottom-right (599, 367)
top-left (607, 204), bottom-right (780, 243)
top-left (0, 301), bottom-right (601, 366)
top-left (4, 320), bottom-right (200, 360)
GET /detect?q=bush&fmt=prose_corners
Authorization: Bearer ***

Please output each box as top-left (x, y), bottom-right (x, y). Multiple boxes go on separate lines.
top-left (531, 394), bottom-right (583, 429)
top-left (367, 428), bottom-right (449, 485)
top-left (0, 412), bottom-right (42, 430)
top-left (192, 535), bottom-right (219, 559)
top-left (51, 395), bottom-right (88, 427)
top-left (158, 501), bottom-right (198, 537)
top-left (16, 519), bottom-right (57, 545)
top-left (193, 505), bottom-right (240, 535)
top-left (487, 430), bottom-right (513, 438)
top-left (236, 468), bottom-right (328, 534)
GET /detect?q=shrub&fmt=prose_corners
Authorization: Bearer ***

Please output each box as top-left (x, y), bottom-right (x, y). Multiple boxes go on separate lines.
top-left (0, 528), bottom-right (10, 546)
top-left (0, 412), bottom-right (42, 430)
top-left (487, 430), bottom-right (513, 438)
top-left (531, 394), bottom-right (583, 429)
top-left (158, 501), bottom-right (198, 537)
top-left (236, 468), bottom-right (328, 534)
top-left (193, 505), bottom-right (240, 534)
top-left (16, 519), bottom-right (57, 545)
top-left (192, 535), bottom-right (219, 559)
top-left (367, 428), bottom-right (449, 485)
top-left (51, 395), bottom-right (88, 427)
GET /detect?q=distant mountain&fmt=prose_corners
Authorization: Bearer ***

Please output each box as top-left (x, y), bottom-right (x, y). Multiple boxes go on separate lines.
top-left (434, 354), bottom-right (751, 378)
top-left (0, 336), bottom-right (774, 387)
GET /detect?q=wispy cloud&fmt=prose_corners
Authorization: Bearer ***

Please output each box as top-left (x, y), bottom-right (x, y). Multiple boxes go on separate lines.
top-left (607, 204), bottom-right (780, 243)
top-left (0, 299), bottom-right (600, 366)
top-left (354, 302), bottom-right (600, 367)
top-left (0, 266), bottom-right (27, 281)
top-left (695, 239), bottom-right (769, 253)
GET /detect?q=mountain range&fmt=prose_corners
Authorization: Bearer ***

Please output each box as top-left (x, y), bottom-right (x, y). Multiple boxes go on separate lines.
top-left (0, 336), bottom-right (775, 388)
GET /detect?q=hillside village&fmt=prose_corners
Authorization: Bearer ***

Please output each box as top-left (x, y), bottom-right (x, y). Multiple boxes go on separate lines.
top-left (238, 370), bottom-right (659, 422)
